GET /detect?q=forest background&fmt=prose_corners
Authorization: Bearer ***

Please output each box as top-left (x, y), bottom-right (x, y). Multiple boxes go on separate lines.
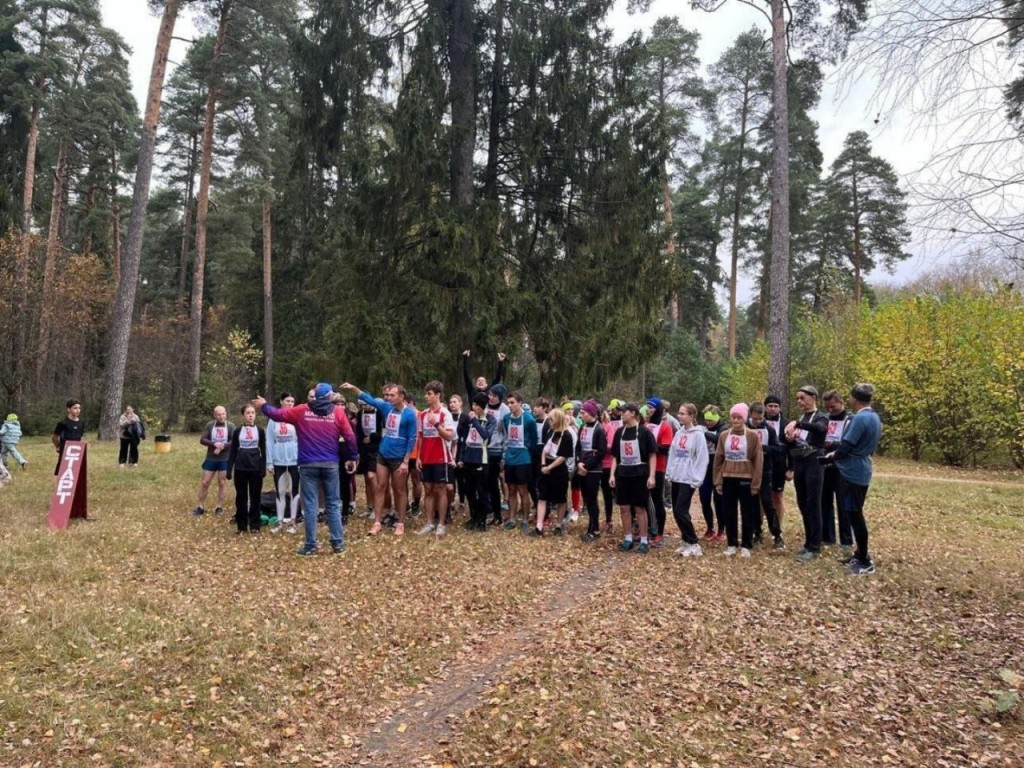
top-left (2, 0), bottom-right (1024, 468)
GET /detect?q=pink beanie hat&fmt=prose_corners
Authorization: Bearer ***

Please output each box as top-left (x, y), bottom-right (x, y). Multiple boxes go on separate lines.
top-left (730, 403), bottom-right (749, 421)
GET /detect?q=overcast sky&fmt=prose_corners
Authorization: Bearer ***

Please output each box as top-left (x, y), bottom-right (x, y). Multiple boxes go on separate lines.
top-left (101, 0), bottom-right (961, 298)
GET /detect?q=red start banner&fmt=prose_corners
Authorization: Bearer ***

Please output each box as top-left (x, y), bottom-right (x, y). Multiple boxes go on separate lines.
top-left (47, 440), bottom-right (88, 530)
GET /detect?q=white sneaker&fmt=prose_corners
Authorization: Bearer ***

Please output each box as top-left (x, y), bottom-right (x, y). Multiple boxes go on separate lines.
top-left (674, 544), bottom-right (689, 555)
top-left (723, 546), bottom-right (738, 557)
top-left (435, 524), bottom-right (447, 537)
top-left (740, 547), bottom-right (752, 558)
top-left (690, 544), bottom-right (703, 557)
top-left (568, 510), bottom-right (579, 523)
top-left (416, 523), bottom-right (436, 536)
top-left (270, 523), bottom-right (283, 534)
top-left (286, 524), bottom-right (297, 534)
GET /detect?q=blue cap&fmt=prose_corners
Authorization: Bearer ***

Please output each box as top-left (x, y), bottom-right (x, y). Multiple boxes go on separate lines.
top-left (646, 396), bottom-right (662, 410)
top-left (314, 382), bottom-right (333, 399)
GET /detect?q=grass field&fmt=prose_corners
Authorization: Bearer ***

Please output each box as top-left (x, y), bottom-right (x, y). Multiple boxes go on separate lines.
top-left (1, 435), bottom-right (1023, 767)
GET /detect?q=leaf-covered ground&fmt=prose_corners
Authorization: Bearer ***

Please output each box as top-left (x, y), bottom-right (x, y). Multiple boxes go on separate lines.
top-left (1, 436), bottom-right (1022, 767)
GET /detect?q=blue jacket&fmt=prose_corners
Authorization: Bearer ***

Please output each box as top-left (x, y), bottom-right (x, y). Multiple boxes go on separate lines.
top-left (457, 412), bottom-right (495, 465)
top-left (834, 407), bottom-right (882, 486)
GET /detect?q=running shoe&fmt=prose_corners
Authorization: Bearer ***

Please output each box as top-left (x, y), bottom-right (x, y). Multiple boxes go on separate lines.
top-left (773, 536), bottom-right (785, 550)
top-left (191, 506), bottom-right (205, 517)
top-left (798, 550), bottom-right (820, 562)
top-left (674, 543), bottom-right (690, 555)
top-left (435, 524), bottom-right (447, 537)
top-left (723, 546), bottom-right (738, 556)
top-left (602, 522), bottom-right (614, 534)
top-left (568, 510), bottom-right (579, 523)
top-left (286, 524), bottom-right (297, 534)
top-left (369, 521), bottom-right (383, 536)
top-left (270, 523), bottom-right (283, 534)
top-left (503, 519), bottom-right (518, 531)
top-left (688, 544), bottom-right (704, 557)
top-left (581, 532), bottom-right (599, 543)
top-left (394, 522), bottom-right (405, 536)
top-left (416, 523), bottom-right (436, 536)
top-left (849, 559), bottom-right (876, 575)
top-left (214, 506), bottom-right (225, 516)
top-left (296, 545), bottom-right (318, 556)
top-left (530, 527), bottom-right (544, 537)
top-left (618, 539), bottom-right (634, 552)
top-left (500, 500), bottom-right (510, 512)
top-left (635, 542), bottom-right (650, 555)
top-left (702, 529), bottom-right (715, 540)
top-left (712, 532), bottom-right (727, 543)
top-left (331, 544), bottom-right (345, 554)
top-left (651, 535), bottom-right (664, 549)
top-left (740, 547), bottom-right (752, 558)
top-left (838, 552), bottom-right (857, 565)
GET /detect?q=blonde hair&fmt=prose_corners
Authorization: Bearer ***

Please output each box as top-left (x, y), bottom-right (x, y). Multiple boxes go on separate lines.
top-left (549, 408), bottom-right (567, 431)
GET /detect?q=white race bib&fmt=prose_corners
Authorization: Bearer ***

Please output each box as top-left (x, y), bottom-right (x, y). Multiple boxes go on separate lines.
top-left (361, 412), bottom-right (377, 433)
top-left (274, 422), bottom-right (295, 443)
top-left (467, 426), bottom-right (484, 446)
top-left (212, 426), bottom-right (227, 443)
top-left (756, 427), bottom-right (769, 448)
top-left (385, 411), bottom-right (401, 439)
top-left (672, 432), bottom-right (690, 459)
top-left (579, 426), bottom-right (594, 452)
top-left (724, 433), bottom-right (748, 462)
top-left (507, 422), bottom-right (525, 449)
top-left (620, 438), bottom-right (641, 466)
top-left (239, 426), bottom-right (259, 450)
top-left (825, 419), bottom-right (846, 446)
top-left (543, 437), bottom-right (559, 459)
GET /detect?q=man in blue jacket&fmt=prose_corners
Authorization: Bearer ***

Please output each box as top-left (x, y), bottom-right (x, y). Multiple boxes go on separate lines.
top-left (826, 383), bottom-right (882, 575)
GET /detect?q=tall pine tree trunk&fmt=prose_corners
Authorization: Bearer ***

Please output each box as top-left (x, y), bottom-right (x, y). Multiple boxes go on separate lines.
top-left (110, 147), bottom-right (121, 283)
top-left (98, 0), bottom-right (180, 439)
top-left (483, 0), bottom-right (505, 202)
top-left (447, 0), bottom-right (475, 211)
top-left (851, 172), bottom-right (861, 305)
top-left (177, 136), bottom-right (197, 299)
top-left (767, 0), bottom-right (791, 407)
top-left (187, 0), bottom-right (233, 396)
top-left (36, 141), bottom-right (70, 379)
top-left (727, 95), bottom-right (749, 359)
top-left (82, 184), bottom-right (96, 254)
top-left (663, 176), bottom-right (679, 329)
top-left (262, 197), bottom-right (273, 396)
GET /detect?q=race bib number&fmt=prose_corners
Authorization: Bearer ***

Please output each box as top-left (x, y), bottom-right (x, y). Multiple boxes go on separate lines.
top-left (422, 410), bottom-right (446, 439)
top-left (825, 420), bottom-right (845, 445)
top-left (756, 427), bottom-right (769, 448)
top-left (579, 426), bottom-right (594, 452)
top-left (361, 412), bottom-right (377, 432)
top-left (796, 428), bottom-right (809, 443)
top-left (239, 426), bottom-right (259, 450)
top-left (507, 423), bottom-right (525, 449)
top-left (385, 412), bottom-right (401, 439)
top-left (543, 437), bottom-right (559, 459)
top-left (212, 426), bottom-right (227, 443)
top-left (467, 426), bottom-right (483, 446)
top-left (672, 433), bottom-right (689, 459)
top-left (620, 438), bottom-right (641, 466)
top-left (724, 434), bottom-right (748, 462)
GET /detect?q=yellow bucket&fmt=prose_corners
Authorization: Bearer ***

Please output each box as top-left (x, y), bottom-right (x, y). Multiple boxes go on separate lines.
top-left (155, 434), bottom-right (171, 454)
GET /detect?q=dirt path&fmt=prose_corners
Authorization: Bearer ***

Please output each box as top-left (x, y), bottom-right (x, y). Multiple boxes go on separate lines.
top-left (875, 471), bottom-right (1024, 488)
top-left (354, 555), bottom-right (628, 766)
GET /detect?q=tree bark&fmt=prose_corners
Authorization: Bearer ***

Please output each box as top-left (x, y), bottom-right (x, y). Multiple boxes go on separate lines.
top-left (767, 0), bottom-right (791, 408)
top-left (483, 0), bottom-right (505, 202)
top-left (82, 184), bottom-right (97, 254)
top-left (177, 133), bottom-right (197, 299)
top-left (447, 0), bottom-right (475, 211)
top-left (262, 198), bottom-right (273, 396)
top-left (664, 176), bottom-right (678, 329)
top-left (851, 170), bottom-right (861, 305)
top-left (727, 86), bottom-right (750, 359)
top-left (98, 0), bottom-right (181, 440)
top-left (36, 141), bottom-right (70, 379)
top-left (110, 147), bottom-right (121, 283)
top-left (187, 0), bottom-right (233, 396)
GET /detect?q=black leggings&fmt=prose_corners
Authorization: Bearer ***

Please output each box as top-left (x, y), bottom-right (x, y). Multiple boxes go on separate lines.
top-left (793, 455), bottom-right (823, 552)
top-left (649, 470), bottom-right (667, 537)
top-left (721, 476), bottom-right (758, 549)
top-left (838, 476), bottom-right (871, 563)
top-left (118, 438), bottom-right (139, 465)
top-left (671, 482), bottom-right (699, 545)
top-left (485, 455), bottom-right (502, 521)
top-left (699, 461), bottom-right (723, 533)
top-left (601, 467), bottom-right (615, 523)
top-left (233, 469), bottom-right (263, 531)
top-left (581, 469), bottom-right (602, 534)
top-left (463, 463), bottom-right (488, 526)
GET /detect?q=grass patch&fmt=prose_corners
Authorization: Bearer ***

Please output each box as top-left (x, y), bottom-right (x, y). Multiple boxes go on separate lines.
top-left (2, 439), bottom-right (1023, 766)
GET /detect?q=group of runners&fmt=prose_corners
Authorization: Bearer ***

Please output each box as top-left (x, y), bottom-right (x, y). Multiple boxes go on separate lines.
top-left (191, 352), bottom-right (883, 574)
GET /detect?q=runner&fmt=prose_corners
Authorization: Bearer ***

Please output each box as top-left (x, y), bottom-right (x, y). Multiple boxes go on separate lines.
top-left (576, 399), bottom-right (608, 542)
top-left (503, 391), bottom-right (538, 530)
top-left (783, 385), bottom-right (830, 562)
top-left (609, 402), bottom-right (657, 554)
top-left (698, 405), bottom-right (725, 541)
top-left (267, 391), bottom-right (300, 533)
top-left (355, 397), bottom-right (383, 517)
top-left (563, 402), bottom-right (582, 523)
top-left (255, 384), bottom-right (357, 555)
top-left (484, 383), bottom-right (510, 526)
top-left (763, 395), bottom-right (790, 524)
top-left (343, 382), bottom-right (418, 536)
top-left (666, 403), bottom-right (708, 557)
top-left (600, 400), bottom-right (623, 533)
top-left (116, 405), bottom-right (145, 468)
top-left (1, 413), bottom-right (26, 470)
top-left (821, 389), bottom-right (853, 548)
top-left (747, 402), bottom-right (785, 549)
top-left (226, 405), bottom-right (267, 534)
top-left (448, 394), bottom-right (466, 517)
top-left (462, 349), bottom-right (506, 400)
top-left (192, 405), bottom-right (234, 516)
top-left (415, 381), bottom-right (455, 536)
top-left (456, 393), bottom-right (496, 530)
top-left (713, 403), bottom-right (763, 558)
top-left (644, 396), bottom-right (674, 547)
top-left (529, 397), bottom-right (552, 509)
top-left (533, 407), bottom-right (574, 535)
